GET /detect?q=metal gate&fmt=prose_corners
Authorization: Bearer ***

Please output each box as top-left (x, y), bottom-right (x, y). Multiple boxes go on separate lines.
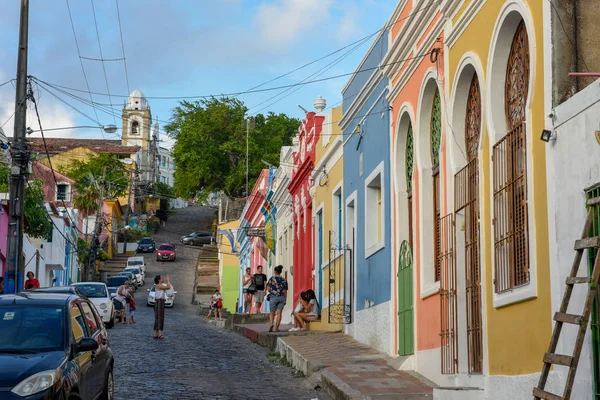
top-left (440, 213), bottom-right (458, 374)
top-left (328, 230), bottom-right (353, 324)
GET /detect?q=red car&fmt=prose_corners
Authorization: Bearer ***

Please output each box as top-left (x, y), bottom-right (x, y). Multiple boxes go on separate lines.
top-left (156, 243), bottom-right (176, 262)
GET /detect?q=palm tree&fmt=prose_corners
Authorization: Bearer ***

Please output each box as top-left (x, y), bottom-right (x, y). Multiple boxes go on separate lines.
top-left (73, 185), bottom-right (98, 238)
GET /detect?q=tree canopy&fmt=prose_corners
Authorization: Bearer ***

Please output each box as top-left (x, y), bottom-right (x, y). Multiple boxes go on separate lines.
top-left (165, 97), bottom-right (299, 199)
top-left (66, 154), bottom-right (129, 212)
top-left (24, 179), bottom-right (53, 240)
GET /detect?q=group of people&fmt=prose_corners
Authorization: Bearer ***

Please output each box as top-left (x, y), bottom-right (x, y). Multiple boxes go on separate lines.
top-left (112, 281), bottom-right (136, 325)
top-left (242, 265), bottom-right (268, 313)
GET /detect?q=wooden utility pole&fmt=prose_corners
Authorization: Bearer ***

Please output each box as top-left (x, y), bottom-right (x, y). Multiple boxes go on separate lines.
top-left (6, 0), bottom-right (29, 293)
top-left (122, 170), bottom-right (134, 254)
top-left (34, 250), bottom-right (40, 281)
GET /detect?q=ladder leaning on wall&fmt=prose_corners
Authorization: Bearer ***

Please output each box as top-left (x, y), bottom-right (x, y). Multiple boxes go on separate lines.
top-left (533, 196), bottom-right (600, 400)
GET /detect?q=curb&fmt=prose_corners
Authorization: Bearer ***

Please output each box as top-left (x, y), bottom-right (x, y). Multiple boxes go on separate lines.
top-left (320, 370), bottom-right (363, 400)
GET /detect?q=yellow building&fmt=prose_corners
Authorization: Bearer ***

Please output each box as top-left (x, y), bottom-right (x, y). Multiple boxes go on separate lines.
top-left (217, 219), bottom-right (240, 312)
top-left (309, 105), bottom-right (345, 331)
top-left (432, 0), bottom-right (550, 397)
top-left (103, 199), bottom-right (123, 258)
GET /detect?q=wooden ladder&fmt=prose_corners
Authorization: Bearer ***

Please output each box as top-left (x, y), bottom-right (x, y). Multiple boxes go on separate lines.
top-left (533, 196), bottom-right (600, 400)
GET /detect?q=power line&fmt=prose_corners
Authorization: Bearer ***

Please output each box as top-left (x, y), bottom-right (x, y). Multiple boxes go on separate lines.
top-left (65, 0), bottom-right (102, 135)
top-left (35, 51), bottom-right (434, 100)
top-left (114, 0), bottom-right (131, 95)
top-left (89, 0), bottom-right (117, 125)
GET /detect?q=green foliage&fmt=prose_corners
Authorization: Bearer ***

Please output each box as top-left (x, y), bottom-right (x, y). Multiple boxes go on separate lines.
top-left (165, 97), bottom-right (299, 199)
top-left (66, 154), bottom-right (129, 208)
top-left (24, 179), bottom-right (53, 240)
top-left (77, 237), bottom-right (109, 266)
top-left (117, 227), bottom-right (145, 242)
top-left (154, 181), bottom-right (173, 211)
top-left (0, 162), bottom-right (9, 192)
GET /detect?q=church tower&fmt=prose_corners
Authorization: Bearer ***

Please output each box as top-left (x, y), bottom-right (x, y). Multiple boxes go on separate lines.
top-left (122, 89), bottom-right (153, 181)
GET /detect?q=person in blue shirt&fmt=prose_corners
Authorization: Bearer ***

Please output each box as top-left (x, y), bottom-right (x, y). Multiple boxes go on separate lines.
top-left (266, 265), bottom-right (288, 332)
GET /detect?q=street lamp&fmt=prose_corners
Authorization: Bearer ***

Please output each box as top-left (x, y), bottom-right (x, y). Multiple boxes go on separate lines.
top-left (27, 124), bottom-right (118, 134)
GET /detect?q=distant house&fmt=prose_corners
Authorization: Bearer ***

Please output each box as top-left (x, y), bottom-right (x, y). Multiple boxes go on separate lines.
top-left (31, 161), bottom-right (75, 208)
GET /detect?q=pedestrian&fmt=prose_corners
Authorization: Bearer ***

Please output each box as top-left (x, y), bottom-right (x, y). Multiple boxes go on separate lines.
top-left (253, 265), bottom-right (267, 313)
top-left (113, 281), bottom-right (130, 324)
top-left (24, 272), bottom-right (40, 290)
top-left (242, 267), bottom-right (255, 314)
top-left (214, 290), bottom-right (223, 321)
top-left (128, 291), bottom-right (137, 324)
top-left (266, 265), bottom-right (288, 332)
top-left (153, 274), bottom-right (171, 339)
top-left (288, 291), bottom-right (306, 332)
top-left (205, 289), bottom-right (220, 320)
top-left (293, 290), bottom-right (319, 331)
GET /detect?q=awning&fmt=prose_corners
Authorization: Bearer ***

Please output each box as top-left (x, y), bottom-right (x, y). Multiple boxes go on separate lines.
top-left (45, 263), bottom-right (64, 271)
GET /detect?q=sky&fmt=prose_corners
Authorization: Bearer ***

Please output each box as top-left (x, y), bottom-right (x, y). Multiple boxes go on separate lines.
top-left (0, 0), bottom-right (395, 150)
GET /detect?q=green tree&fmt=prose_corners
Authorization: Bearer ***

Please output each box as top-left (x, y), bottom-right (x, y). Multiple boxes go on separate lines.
top-left (24, 179), bottom-right (53, 240)
top-left (0, 162), bottom-right (9, 192)
top-left (154, 181), bottom-right (173, 210)
top-left (165, 97), bottom-right (299, 199)
top-left (67, 154), bottom-right (129, 210)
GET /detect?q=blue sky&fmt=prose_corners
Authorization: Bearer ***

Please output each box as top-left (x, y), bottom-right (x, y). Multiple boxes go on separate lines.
top-left (0, 0), bottom-right (395, 149)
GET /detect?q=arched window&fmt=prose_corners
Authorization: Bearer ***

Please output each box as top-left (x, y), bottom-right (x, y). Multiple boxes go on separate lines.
top-left (132, 121), bottom-right (139, 135)
top-left (466, 74), bottom-right (481, 162)
top-left (493, 20), bottom-right (530, 293)
top-left (431, 88), bottom-right (442, 282)
top-left (406, 122), bottom-right (414, 246)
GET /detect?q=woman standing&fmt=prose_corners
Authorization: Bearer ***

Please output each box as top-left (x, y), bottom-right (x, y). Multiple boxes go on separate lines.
top-left (266, 265), bottom-right (288, 332)
top-left (153, 275), bottom-right (171, 339)
top-left (242, 267), bottom-right (255, 313)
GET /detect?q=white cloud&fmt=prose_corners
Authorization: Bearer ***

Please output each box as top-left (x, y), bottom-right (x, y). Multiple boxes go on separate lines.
top-left (335, 7), bottom-right (363, 43)
top-left (253, 0), bottom-right (334, 49)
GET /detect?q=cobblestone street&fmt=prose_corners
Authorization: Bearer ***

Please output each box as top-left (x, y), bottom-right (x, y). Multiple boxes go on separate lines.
top-left (109, 206), bottom-right (322, 400)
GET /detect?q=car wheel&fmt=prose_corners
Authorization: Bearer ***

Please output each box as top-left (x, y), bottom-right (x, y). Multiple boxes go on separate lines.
top-left (106, 316), bottom-right (114, 329)
top-left (147, 302), bottom-right (153, 307)
top-left (100, 369), bottom-right (114, 400)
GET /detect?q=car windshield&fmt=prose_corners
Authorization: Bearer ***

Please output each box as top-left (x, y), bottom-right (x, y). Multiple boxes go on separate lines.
top-left (140, 238), bottom-right (153, 244)
top-left (107, 277), bottom-right (128, 287)
top-left (128, 261), bottom-right (143, 266)
top-left (158, 245), bottom-right (174, 251)
top-left (150, 284), bottom-right (156, 292)
top-left (108, 288), bottom-right (116, 295)
top-left (0, 306), bottom-right (64, 352)
top-left (73, 284), bottom-right (107, 298)
top-left (125, 268), bottom-right (140, 275)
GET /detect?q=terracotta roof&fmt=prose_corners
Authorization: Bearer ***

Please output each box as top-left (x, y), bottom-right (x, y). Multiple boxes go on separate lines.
top-left (27, 138), bottom-right (140, 155)
top-left (32, 161), bottom-right (75, 184)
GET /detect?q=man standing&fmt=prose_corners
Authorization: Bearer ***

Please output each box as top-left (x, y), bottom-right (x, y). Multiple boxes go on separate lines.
top-left (253, 265), bottom-right (268, 313)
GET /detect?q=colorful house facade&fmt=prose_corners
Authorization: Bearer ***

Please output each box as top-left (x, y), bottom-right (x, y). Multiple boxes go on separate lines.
top-left (340, 29), bottom-right (393, 355)
top-left (288, 107), bottom-right (323, 302)
top-left (310, 104), bottom-right (345, 331)
top-left (217, 219), bottom-right (240, 313)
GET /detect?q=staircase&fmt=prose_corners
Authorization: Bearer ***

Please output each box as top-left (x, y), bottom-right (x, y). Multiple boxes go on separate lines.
top-left (98, 254), bottom-right (130, 280)
top-left (194, 245), bottom-right (220, 305)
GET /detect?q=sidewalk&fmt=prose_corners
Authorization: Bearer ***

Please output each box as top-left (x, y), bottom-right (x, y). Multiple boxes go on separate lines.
top-left (232, 322), bottom-right (434, 400)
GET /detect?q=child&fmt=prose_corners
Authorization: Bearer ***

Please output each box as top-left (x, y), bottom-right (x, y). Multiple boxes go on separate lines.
top-left (128, 292), bottom-right (137, 324)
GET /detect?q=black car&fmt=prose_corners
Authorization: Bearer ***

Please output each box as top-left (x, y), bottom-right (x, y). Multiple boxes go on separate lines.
top-left (111, 273), bottom-right (137, 290)
top-left (106, 276), bottom-right (131, 290)
top-left (0, 292), bottom-right (114, 399)
top-left (181, 231), bottom-right (214, 246)
top-left (136, 237), bottom-right (155, 253)
top-left (26, 286), bottom-right (84, 296)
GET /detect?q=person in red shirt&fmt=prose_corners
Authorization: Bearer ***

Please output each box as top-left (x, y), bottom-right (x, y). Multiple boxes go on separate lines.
top-left (24, 272), bottom-right (40, 289)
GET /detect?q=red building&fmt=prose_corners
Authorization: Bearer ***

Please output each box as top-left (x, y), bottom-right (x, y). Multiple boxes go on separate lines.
top-left (288, 110), bottom-right (323, 299)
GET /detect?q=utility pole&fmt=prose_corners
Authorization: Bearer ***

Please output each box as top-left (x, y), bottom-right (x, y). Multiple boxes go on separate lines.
top-left (6, 0), bottom-right (29, 294)
top-left (122, 169), bottom-right (134, 254)
top-left (86, 166), bottom-right (106, 282)
top-left (34, 250), bottom-right (40, 282)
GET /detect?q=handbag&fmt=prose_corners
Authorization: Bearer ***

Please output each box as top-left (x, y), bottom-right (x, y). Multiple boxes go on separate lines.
top-left (248, 282), bottom-right (257, 292)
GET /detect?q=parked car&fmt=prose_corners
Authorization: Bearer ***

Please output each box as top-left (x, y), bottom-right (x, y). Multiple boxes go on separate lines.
top-left (137, 237), bottom-right (155, 253)
top-left (106, 276), bottom-right (132, 294)
top-left (112, 272), bottom-right (137, 290)
top-left (25, 286), bottom-right (84, 296)
top-left (156, 244), bottom-right (176, 262)
top-left (126, 256), bottom-right (146, 274)
top-left (0, 292), bottom-right (114, 399)
top-left (124, 266), bottom-right (144, 287)
top-left (146, 284), bottom-right (176, 308)
top-left (181, 231), bottom-right (214, 246)
top-left (71, 282), bottom-right (115, 329)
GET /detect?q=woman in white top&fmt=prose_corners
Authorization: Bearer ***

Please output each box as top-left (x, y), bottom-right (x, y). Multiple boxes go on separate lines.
top-left (242, 267), bottom-right (254, 314)
top-left (293, 290), bottom-right (319, 331)
top-left (153, 274), bottom-right (171, 339)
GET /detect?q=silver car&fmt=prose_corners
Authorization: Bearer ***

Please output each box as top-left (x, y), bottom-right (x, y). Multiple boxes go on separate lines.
top-left (147, 284), bottom-right (176, 308)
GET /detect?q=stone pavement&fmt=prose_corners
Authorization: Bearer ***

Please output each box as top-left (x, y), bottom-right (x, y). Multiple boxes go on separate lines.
top-left (233, 324), bottom-right (434, 399)
top-left (109, 206), bottom-right (326, 400)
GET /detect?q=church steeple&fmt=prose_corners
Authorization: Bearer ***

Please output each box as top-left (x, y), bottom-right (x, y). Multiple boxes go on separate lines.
top-left (122, 88), bottom-right (153, 181)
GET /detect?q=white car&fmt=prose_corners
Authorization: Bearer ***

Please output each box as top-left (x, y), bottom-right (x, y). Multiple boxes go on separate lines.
top-left (71, 282), bottom-right (115, 328)
top-left (147, 284), bottom-right (176, 308)
top-left (127, 256), bottom-right (146, 274)
top-left (124, 266), bottom-right (145, 286)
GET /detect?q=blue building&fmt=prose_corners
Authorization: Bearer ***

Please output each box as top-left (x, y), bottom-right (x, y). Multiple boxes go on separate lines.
top-left (340, 28), bottom-right (392, 355)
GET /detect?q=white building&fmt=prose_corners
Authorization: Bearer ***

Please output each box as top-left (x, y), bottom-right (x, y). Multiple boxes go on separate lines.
top-left (158, 146), bottom-right (175, 187)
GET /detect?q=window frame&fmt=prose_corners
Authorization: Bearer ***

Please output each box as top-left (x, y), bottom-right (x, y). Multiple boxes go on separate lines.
top-left (364, 161), bottom-right (385, 258)
top-left (79, 301), bottom-right (101, 336)
top-left (56, 182), bottom-right (70, 202)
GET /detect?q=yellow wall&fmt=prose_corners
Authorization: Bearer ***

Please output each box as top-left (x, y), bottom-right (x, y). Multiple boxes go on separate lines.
top-left (312, 106), bottom-right (344, 331)
top-left (447, 0), bottom-right (550, 375)
top-left (39, 147), bottom-right (99, 173)
top-left (104, 200), bottom-right (123, 258)
top-left (218, 219), bottom-right (240, 312)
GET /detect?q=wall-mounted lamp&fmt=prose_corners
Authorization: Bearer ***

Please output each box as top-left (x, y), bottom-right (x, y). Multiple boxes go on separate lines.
top-left (540, 129), bottom-right (555, 143)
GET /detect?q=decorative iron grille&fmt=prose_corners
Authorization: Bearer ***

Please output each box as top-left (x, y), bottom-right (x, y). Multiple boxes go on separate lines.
top-left (406, 123), bottom-right (414, 192)
top-left (434, 170), bottom-right (441, 282)
top-left (439, 213), bottom-right (458, 374)
top-left (505, 21), bottom-right (530, 131)
top-left (466, 74), bottom-right (481, 161)
top-left (431, 89), bottom-right (442, 167)
top-left (328, 230), bottom-right (353, 324)
top-left (493, 122), bottom-right (529, 292)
